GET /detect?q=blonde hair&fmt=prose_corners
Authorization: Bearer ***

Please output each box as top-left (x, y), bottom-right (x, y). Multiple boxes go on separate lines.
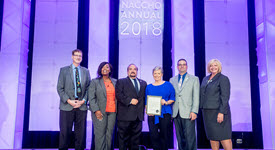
top-left (207, 59), bottom-right (222, 73)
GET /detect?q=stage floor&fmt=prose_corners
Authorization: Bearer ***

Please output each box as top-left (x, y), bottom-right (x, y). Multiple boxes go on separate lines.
top-left (1, 149), bottom-right (275, 150)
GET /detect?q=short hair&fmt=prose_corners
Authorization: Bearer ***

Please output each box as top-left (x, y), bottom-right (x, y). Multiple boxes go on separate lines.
top-left (97, 62), bottom-right (113, 78)
top-left (207, 59), bottom-right (222, 73)
top-left (177, 59), bottom-right (188, 66)
top-left (127, 63), bottom-right (138, 71)
top-left (72, 49), bottom-right (83, 55)
top-left (152, 66), bottom-right (163, 74)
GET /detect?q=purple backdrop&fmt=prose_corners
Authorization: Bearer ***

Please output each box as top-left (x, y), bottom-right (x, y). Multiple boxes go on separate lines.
top-left (28, 0), bottom-right (79, 131)
top-left (0, 0), bottom-right (30, 148)
top-left (205, 0), bottom-right (252, 131)
top-left (255, 0), bottom-right (275, 148)
top-left (1, 0), bottom-right (275, 149)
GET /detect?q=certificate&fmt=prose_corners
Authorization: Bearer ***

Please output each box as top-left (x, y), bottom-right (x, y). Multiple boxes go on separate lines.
top-left (146, 95), bottom-right (162, 116)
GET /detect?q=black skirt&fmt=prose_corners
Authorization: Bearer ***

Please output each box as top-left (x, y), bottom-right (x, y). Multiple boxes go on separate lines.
top-left (202, 109), bottom-right (232, 141)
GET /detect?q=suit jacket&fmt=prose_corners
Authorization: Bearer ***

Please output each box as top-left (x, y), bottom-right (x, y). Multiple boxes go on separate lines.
top-left (170, 73), bottom-right (200, 118)
top-left (57, 65), bottom-right (91, 111)
top-left (115, 77), bottom-right (147, 121)
top-left (88, 77), bottom-right (117, 113)
top-left (200, 73), bottom-right (230, 114)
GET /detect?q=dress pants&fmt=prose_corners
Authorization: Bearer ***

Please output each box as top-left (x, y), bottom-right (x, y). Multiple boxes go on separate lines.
top-left (174, 114), bottom-right (197, 150)
top-left (59, 108), bottom-right (87, 150)
top-left (117, 119), bottom-right (142, 150)
top-left (92, 112), bottom-right (116, 150)
top-left (148, 114), bottom-right (172, 150)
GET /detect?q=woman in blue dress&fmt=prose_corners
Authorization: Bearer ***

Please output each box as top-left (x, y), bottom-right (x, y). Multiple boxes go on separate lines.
top-left (145, 66), bottom-right (175, 150)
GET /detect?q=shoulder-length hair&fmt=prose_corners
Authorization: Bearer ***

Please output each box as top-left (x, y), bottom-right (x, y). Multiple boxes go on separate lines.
top-left (207, 59), bottom-right (222, 73)
top-left (97, 62), bottom-right (113, 78)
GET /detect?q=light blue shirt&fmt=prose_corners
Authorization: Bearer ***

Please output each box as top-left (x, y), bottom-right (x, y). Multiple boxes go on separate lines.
top-left (72, 64), bottom-right (82, 98)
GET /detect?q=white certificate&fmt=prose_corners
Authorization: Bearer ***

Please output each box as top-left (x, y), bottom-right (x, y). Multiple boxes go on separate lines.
top-left (146, 95), bottom-right (162, 116)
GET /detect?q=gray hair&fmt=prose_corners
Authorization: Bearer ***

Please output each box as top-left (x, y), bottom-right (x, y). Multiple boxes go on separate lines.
top-left (152, 66), bottom-right (163, 74)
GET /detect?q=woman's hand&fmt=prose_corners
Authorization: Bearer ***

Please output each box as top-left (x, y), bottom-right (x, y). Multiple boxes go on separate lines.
top-left (161, 99), bottom-right (167, 105)
top-left (95, 110), bottom-right (103, 121)
top-left (145, 108), bottom-right (154, 116)
top-left (217, 113), bottom-right (224, 123)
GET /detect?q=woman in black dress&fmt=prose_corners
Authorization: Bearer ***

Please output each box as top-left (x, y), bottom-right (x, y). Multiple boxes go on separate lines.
top-left (200, 59), bottom-right (232, 150)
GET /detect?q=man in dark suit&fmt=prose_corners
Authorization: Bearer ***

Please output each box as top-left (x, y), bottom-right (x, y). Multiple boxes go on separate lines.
top-left (115, 64), bottom-right (147, 150)
top-left (57, 49), bottom-right (91, 150)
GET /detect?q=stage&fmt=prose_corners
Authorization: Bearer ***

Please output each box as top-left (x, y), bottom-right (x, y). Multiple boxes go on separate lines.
top-left (0, 0), bottom-right (274, 149)
top-left (1, 149), bottom-right (274, 150)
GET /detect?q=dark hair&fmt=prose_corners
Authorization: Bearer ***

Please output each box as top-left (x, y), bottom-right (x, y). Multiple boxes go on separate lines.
top-left (177, 59), bottom-right (188, 66)
top-left (127, 63), bottom-right (138, 71)
top-left (72, 49), bottom-right (83, 55)
top-left (97, 62), bottom-right (113, 78)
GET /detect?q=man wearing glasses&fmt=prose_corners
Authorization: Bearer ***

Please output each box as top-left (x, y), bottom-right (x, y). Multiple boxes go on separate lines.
top-left (170, 59), bottom-right (200, 150)
top-left (57, 49), bottom-right (91, 150)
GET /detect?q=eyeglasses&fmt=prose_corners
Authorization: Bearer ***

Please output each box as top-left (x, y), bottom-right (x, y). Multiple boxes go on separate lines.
top-left (177, 64), bottom-right (187, 66)
top-left (74, 55), bottom-right (82, 57)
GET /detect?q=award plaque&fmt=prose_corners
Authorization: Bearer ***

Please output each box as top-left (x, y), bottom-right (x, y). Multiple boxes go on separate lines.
top-left (146, 95), bottom-right (162, 116)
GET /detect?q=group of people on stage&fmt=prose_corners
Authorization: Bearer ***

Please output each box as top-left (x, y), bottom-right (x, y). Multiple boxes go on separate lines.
top-left (57, 49), bottom-right (233, 150)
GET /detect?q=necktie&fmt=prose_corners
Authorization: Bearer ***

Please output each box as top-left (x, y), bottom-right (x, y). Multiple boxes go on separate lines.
top-left (75, 67), bottom-right (82, 98)
top-left (178, 75), bottom-right (183, 89)
top-left (133, 79), bottom-right (139, 94)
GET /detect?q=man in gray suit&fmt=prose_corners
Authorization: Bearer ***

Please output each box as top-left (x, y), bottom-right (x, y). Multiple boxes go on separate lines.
top-left (170, 59), bottom-right (200, 150)
top-left (57, 49), bottom-right (91, 150)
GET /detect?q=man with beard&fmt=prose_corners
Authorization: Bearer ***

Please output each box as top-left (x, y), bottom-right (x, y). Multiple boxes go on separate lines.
top-left (115, 64), bottom-right (147, 150)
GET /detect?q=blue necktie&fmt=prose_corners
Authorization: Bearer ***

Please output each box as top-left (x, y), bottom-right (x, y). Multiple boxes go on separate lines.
top-left (134, 79), bottom-right (139, 94)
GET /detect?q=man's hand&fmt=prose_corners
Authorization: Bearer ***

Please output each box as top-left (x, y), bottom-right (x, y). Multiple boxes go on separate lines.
top-left (95, 110), bottom-right (103, 120)
top-left (67, 99), bottom-right (76, 107)
top-left (131, 98), bottom-right (139, 105)
top-left (217, 113), bottom-right (224, 123)
top-left (73, 100), bottom-right (85, 108)
top-left (167, 100), bottom-right (175, 105)
top-left (189, 112), bottom-right (197, 121)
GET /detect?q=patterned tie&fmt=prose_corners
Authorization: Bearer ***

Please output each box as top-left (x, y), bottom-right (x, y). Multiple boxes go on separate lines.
top-left (75, 67), bottom-right (82, 98)
top-left (134, 79), bottom-right (139, 94)
top-left (178, 75), bottom-right (183, 89)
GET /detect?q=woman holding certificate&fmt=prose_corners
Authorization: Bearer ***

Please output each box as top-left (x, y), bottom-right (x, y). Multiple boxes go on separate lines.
top-left (145, 66), bottom-right (175, 150)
